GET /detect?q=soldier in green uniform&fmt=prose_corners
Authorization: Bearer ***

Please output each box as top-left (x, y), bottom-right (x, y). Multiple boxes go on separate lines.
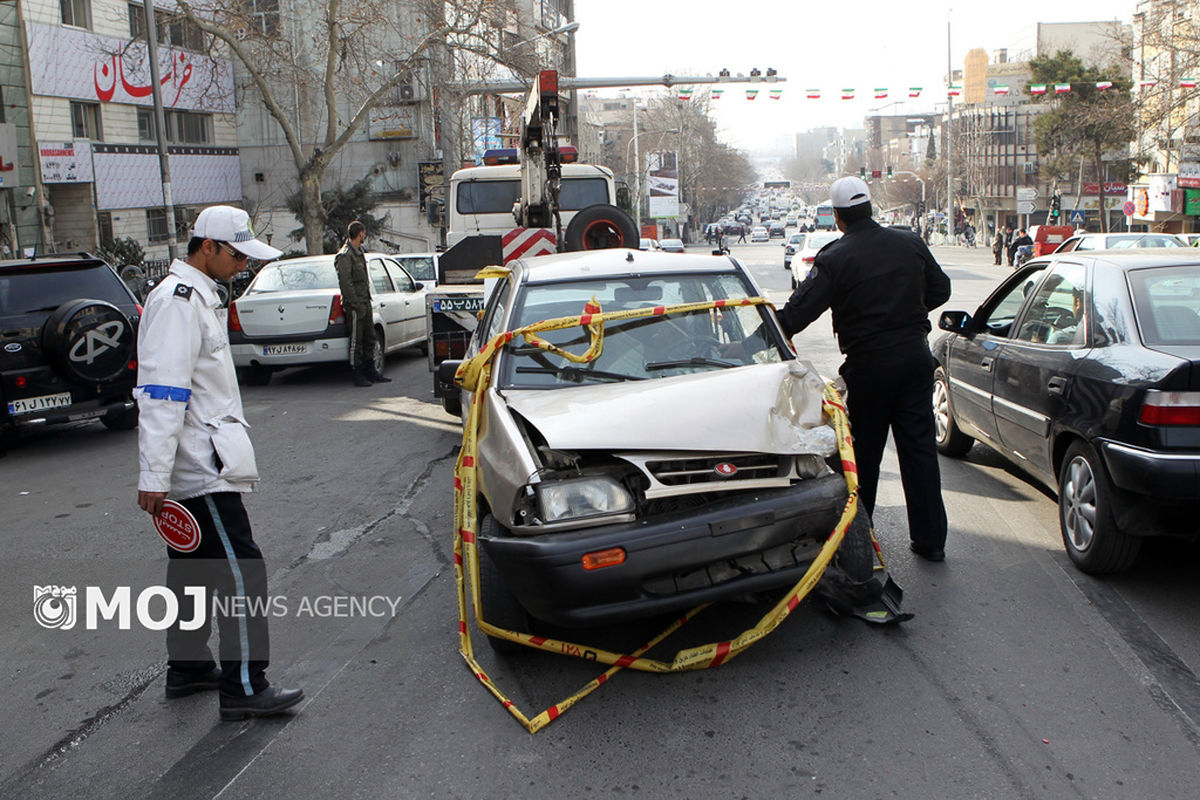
top-left (335, 220), bottom-right (391, 386)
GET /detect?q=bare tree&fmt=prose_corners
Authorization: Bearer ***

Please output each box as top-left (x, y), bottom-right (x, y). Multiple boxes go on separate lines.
top-left (173, 0), bottom-right (496, 253)
top-left (1131, 1), bottom-right (1200, 174)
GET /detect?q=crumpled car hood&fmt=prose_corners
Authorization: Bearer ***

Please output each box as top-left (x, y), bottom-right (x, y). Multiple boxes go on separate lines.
top-left (501, 360), bottom-right (837, 456)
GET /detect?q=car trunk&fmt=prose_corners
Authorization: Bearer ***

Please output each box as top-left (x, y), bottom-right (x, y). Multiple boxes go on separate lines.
top-left (234, 292), bottom-right (334, 337)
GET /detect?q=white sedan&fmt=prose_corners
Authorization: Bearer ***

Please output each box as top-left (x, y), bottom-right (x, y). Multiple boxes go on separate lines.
top-left (750, 226), bottom-right (770, 242)
top-left (789, 231), bottom-right (843, 289)
top-left (229, 253), bottom-right (427, 385)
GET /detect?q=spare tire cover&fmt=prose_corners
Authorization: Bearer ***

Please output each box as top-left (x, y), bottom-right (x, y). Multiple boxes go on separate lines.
top-left (42, 300), bottom-right (135, 384)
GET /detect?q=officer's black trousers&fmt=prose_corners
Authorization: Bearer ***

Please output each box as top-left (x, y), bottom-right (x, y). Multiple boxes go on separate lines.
top-left (839, 344), bottom-right (948, 550)
top-left (167, 492), bottom-right (271, 697)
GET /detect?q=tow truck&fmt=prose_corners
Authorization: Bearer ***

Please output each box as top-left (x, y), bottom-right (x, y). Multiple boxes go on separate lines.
top-left (426, 70), bottom-right (638, 414)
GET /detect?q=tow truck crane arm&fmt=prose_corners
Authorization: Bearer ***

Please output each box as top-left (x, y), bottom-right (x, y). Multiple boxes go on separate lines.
top-left (516, 70), bottom-right (564, 243)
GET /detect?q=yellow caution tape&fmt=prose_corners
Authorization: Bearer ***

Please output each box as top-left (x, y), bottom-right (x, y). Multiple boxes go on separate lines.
top-left (452, 297), bottom-right (869, 733)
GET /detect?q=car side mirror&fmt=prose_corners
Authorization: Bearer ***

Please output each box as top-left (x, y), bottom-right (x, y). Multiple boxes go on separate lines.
top-left (413, 282), bottom-right (425, 292)
top-left (437, 359), bottom-right (463, 388)
top-left (938, 310), bottom-right (973, 335)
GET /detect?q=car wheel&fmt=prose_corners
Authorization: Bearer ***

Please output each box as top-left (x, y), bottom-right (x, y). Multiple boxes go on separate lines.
top-left (372, 327), bottom-right (386, 374)
top-left (101, 405), bottom-right (138, 431)
top-left (241, 364), bottom-right (272, 386)
top-left (1058, 441), bottom-right (1140, 574)
top-left (477, 514), bottom-right (533, 654)
top-left (836, 507), bottom-right (877, 583)
top-left (563, 204), bottom-right (639, 251)
top-left (933, 366), bottom-right (974, 457)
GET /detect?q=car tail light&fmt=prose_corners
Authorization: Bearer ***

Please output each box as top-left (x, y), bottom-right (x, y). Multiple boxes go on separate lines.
top-left (801, 256), bottom-right (815, 264)
top-left (581, 547), bottom-right (626, 571)
top-left (127, 360), bottom-right (137, 371)
top-left (1139, 390), bottom-right (1200, 425)
top-left (329, 294), bottom-right (345, 324)
top-left (15, 375), bottom-right (27, 388)
top-left (227, 302), bottom-right (243, 332)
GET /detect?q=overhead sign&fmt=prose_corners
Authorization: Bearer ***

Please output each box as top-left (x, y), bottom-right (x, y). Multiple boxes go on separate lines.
top-left (1016, 201), bottom-right (1035, 214)
top-left (1016, 187), bottom-right (1038, 202)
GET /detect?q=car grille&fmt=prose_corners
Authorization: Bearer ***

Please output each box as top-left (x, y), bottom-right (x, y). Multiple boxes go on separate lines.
top-left (618, 451), bottom-right (819, 500)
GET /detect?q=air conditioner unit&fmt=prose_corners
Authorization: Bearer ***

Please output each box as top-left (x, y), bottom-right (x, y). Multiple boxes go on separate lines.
top-left (1023, 162), bottom-right (1036, 174)
top-left (396, 68), bottom-right (425, 104)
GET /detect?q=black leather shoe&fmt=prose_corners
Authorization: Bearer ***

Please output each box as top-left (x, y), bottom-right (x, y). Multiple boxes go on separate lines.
top-left (219, 686), bottom-right (304, 721)
top-left (165, 666), bottom-right (222, 699)
top-left (368, 371), bottom-right (393, 383)
top-left (353, 370), bottom-right (372, 387)
top-left (910, 541), bottom-right (946, 562)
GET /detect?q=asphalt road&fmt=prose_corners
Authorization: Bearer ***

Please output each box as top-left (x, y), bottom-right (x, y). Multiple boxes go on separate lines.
top-left (1, 239), bottom-right (1197, 799)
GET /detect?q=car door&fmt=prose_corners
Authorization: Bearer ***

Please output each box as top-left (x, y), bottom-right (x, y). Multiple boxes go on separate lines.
top-left (367, 257), bottom-right (404, 350)
top-left (382, 258), bottom-right (425, 346)
top-left (943, 266), bottom-right (1045, 447)
top-left (989, 260), bottom-right (1091, 481)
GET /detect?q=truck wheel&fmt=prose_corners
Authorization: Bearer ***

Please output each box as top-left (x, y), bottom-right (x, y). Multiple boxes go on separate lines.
top-left (564, 204), bottom-right (639, 251)
top-left (478, 514), bottom-right (533, 654)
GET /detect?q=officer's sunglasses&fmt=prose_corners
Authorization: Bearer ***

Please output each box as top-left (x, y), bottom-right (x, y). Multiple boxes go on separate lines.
top-left (215, 241), bottom-right (248, 262)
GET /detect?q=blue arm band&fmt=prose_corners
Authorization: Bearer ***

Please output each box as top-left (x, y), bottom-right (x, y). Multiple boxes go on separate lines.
top-left (137, 384), bottom-right (192, 402)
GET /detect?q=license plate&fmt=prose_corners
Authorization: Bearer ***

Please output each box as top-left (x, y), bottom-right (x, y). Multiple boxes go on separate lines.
top-left (433, 297), bottom-right (485, 313)
top-left (263, 344), bottom-right (309, 356)
top-left (8, 392), bottom-right (72, 415)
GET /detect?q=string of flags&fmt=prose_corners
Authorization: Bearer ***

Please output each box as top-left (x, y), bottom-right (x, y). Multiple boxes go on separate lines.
top-left (665, 78), bottom-right (1200, 103)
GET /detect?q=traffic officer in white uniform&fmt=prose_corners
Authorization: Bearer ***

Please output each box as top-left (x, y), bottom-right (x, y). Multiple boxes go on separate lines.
top-left (136, 205), bottom-right (304, 720)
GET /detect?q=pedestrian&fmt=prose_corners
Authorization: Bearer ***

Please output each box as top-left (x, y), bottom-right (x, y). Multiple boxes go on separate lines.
top-left (135, 205), bottom-right (304, 719)
top-left (335, 220), bottom-right (391, 386)
top-left (705, 225), bottom-right (713, 245)
top-left (992, 227), bottom-right (1004, 265)
top-left (1010, 227), bottom-right (1033, 266)
top-left (738, 224), bottom-right (747, 244)
top-left (775, 177), bottom-right (951, 561)
top-left (1003, 225), bottom-right (1015, 266)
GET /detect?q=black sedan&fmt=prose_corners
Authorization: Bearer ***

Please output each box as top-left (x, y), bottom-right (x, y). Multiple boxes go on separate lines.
top-left (932, 251), bottom-right (1200, 574)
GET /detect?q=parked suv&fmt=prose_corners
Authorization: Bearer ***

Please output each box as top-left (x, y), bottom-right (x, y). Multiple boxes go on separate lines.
top-left (1, 254), bottom-right (141, 442)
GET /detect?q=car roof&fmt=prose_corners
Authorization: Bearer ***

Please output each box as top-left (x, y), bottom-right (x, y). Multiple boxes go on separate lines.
top-left (512, 249), bottom-right (741, 284)
top-left (1047, 248), bottom-right (1200, 270)
top-left (264, 252), bottom-right (394, 267)
top-left (0, 253), bottom-right (111, 271)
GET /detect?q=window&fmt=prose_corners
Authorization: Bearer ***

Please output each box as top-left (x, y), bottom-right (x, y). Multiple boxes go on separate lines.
top-left (129, 4), bottom-right (206, 51)
top-left (1014, 263), bottom-right (1088, 346)
top-left (165, 111), bottom-right (211, 144)
top-left (367, 260), bottom-right (394, 294)
top-left (456, 178), bottom-right (608, 214)
top-left (97, 212), bottom-right (113, 249)
top-left (137, 108), bottom-right (155, 141)
top-left (70, 102), bottom-right (102, 140)
top-left (146, 208), bottom-right (170, 243)
top-left (248, 0), bottom-right (280, 37)
top-left (61, 0), bottom-right (90, 29)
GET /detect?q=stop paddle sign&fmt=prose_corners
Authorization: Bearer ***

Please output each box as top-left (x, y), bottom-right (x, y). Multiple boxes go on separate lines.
top-left (154, 500), bottom-right (202, 553)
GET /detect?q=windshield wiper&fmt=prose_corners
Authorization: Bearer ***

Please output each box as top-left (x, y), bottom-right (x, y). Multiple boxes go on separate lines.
top-left (644, 357), bottom-right (735, 371)
top-left (515, 366), bottom-right (643, 383)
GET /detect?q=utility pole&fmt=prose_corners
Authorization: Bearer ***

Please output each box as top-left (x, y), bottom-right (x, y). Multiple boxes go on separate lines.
top-left (946, 17), bottom-right (954, 245)
top-left (143, 3), bottom-right (177, 261)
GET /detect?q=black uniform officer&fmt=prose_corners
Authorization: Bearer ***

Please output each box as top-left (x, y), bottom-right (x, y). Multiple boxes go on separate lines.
top-left (776, 177), bottom-right (952, 561)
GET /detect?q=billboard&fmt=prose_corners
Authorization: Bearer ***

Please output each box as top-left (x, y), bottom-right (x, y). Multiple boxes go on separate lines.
top-left (368, 106), bottom-right (418, 140)
top-left (647, 151), bottom-right (679, 219)
top-left (471, 117), bottom-right (503, 163)
top-left (39, 140), bottom-right (93, 184)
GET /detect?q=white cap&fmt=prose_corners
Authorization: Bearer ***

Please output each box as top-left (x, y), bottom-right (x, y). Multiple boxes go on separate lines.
top-left (829, 176), bottom-right (871, 209)
top-left (191, 206), bottom-right (282, 261)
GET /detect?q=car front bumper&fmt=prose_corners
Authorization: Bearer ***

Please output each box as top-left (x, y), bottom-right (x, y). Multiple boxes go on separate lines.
top-left (482, 474), bottom-right (848, 627)
top-left (1099, 439), bottom-right (1200, 500)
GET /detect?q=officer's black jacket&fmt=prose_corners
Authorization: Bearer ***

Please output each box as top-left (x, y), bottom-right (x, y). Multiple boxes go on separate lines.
top-left (776, 217), bottom-right (952, 358)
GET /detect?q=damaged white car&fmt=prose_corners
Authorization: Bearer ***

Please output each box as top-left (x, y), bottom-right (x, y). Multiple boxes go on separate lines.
top-left (441, 250), bottom-right (903, 650)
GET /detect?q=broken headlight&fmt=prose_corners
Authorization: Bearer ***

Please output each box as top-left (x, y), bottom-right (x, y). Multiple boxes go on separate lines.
top-left (536, 477), bottom-right (635, 523)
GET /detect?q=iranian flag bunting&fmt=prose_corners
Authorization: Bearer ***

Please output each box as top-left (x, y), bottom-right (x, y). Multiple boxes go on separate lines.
top-left (711, 88), bottom-right (724, 99)
top-left (746, 89), bottom-right (759, 100)
top-left (874, 88), bottom-right (888, 99)
top-left (1096, 81), bottom-right (1113, 91)
top-left (947, 84), bottom-right (961, 97)
top-left (1030, 84), bottom-right (1047, 95)
top-left (908, 87), bottom-right (922, 97)
top-left (1139, 80), bottom-right (1158, 89)
top-left (993, 84), bottom-right (1011, 95)
top-left (1055, 83), bottom-right (1071, 94)
top-left (678, 87), bottom-right (694, 101)
top-left (806, 88), bottom-right (821, 99)
top-left (841, 88), bottom-right (855, 99)
top-left (769, 89), bottom-right (782, 100)
top-left (1181, 78), bottom-right (1198, 88)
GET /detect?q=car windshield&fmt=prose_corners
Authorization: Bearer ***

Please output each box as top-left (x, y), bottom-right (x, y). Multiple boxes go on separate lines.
top-left (498, 272), bottom-right (786, 388)
top-left (1128, 265), bottom-right (1200, 345)
top-left (248, 260), bottom-right (339, 293)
